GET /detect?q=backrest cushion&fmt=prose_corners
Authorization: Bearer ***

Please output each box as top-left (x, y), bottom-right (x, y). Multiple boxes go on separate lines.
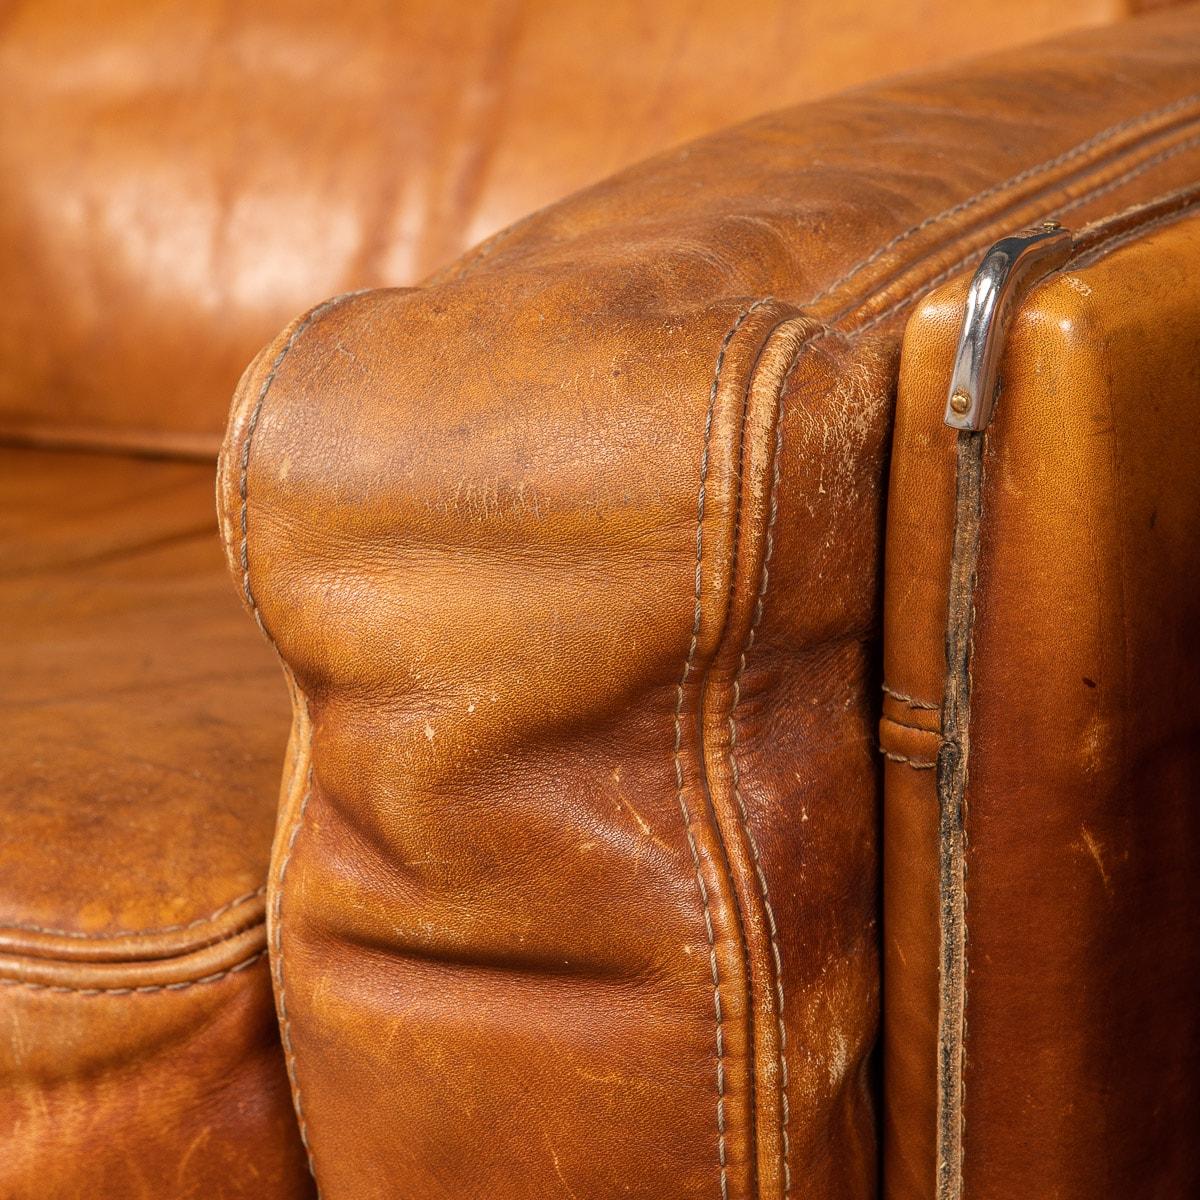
top-left (0, 0), bottom-right (1146, 455)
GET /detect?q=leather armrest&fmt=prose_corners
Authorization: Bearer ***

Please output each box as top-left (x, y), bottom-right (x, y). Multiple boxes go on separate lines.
top-left (217, 8), bottom-right (1200, 1196)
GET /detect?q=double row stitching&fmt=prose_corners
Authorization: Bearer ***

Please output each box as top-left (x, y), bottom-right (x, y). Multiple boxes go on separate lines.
top-left (727, 355), bottom-right (794, 1194)
top-left (0, 885), bottom-right (266, 941)
top-left (807, 89), bottom-right (1200, 306)
top-left (0, 948), bottom-right (267, 995)
top-left (1069, 192), bottom-right (1200, 270)
top-left (675, 297), bottom-right (771, 1200)
top-left (855, 129), bottom-right (1200, 337)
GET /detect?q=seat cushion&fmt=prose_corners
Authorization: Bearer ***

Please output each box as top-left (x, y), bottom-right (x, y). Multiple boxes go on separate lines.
top-left (0, 447), bottom-right (310, 1198)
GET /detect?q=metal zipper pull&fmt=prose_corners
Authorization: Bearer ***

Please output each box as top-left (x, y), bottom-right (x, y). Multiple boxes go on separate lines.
top-left (944, 221), bottom-right (1073, 431)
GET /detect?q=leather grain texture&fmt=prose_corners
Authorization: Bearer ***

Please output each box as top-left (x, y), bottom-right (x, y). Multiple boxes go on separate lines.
top-left (0, 448), bottom-right (311, 1198)
top-left (882, 202), bottom-right (1200, 1198)
top-left (0, 0), bottom-right (1147, 456)
top-left (219, 7), bottom-right (1200, 1198)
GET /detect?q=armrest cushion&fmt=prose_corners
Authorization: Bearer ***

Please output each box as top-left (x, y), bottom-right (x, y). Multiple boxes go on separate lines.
top-left (217, 8), bottom-right (1200, 1197)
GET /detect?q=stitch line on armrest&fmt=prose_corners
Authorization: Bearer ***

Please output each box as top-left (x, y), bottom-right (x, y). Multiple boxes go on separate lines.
top-left (676, 296), bottom-right (772, 1200)
top-left (272, 764), bottom-right (318, 1187)
top-left (808, 89), bottom-right (1200, 307)
top-left (721, 320), bottom-right (838, 1197)
top-left (0, 885), bottom-right (267, 941)
top-left (0, 948), bottom-right (267, 995)
top-left (238, 290), bottom-right (368, 645)
top-left (855, 133), bottom-right (1200, 337)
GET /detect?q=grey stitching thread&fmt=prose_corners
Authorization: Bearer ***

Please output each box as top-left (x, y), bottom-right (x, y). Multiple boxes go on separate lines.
top-left (855, 130), bottom-right (1200, 338)
top-left (0, 886), bottom-right (266, 941)
top-left (1053, 130), bottom-right (1200, 223)
top-left (881, 683), bottom-right (939, 711)
top-left (880, 749), bottom-right (937, 770)
top-left (0, 948), bottom-right (267, 995)
top-left (1068, 189), bottom-right (1200, 271)
top-left (807, 89), bottom-right (1200, 307)
top-left (237, 293), bottom-right (364, 1195)
top-left (238, 291), bottom-right (367, 638)
top-left (728, 369), bottom-right (793, 1194)
top-left (675, 297), bottom-right (771, 1200)
top-left (273, 765), bottom-right (318, 1182)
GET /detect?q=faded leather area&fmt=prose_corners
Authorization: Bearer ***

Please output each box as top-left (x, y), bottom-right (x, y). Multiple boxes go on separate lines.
top-left (883, 206), bottom-right (1200, 1198)
top-left (0, 448), bottom-right (310, 1198)
top-left (221, 8), bottom-right (1200, 1199)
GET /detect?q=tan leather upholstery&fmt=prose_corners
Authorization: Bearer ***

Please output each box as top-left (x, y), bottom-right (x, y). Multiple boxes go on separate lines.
top-left (0, 0), bottom-right (1152, 458)
top-left (0, 448), bottom-right (310, 1197)
top-left (882, 195), bottom-right (1200, 1199)
top-left (4, 1), bottom-right (1199, 1196)
top-left (218, 7), bottom-right (1200, 1197)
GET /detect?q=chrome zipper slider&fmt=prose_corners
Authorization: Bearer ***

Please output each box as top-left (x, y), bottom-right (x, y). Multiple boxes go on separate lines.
top-left (944, 221), bottom-right (1073, 432)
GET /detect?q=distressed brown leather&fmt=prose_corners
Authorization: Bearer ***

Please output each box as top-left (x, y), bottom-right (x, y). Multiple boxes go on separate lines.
top-left (0, 448), bottom-right (311, 1198)
top-left (220, 6), bottom-right (1200, 1197)
top-left (882, 199), bottom-right (1200, 1198)
top-left (0, 0), bottom-right (1156, 458)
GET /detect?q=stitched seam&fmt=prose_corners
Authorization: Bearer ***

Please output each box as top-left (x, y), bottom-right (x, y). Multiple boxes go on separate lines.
top-left (676, 297), bottom-right (771, 1200)
top-left (808, 90), bottom-right (1200, 306)
top-left (1053, 130), bottom-right (1200, 225)
top-left (238, 293), bottom-right (363, 1195)
top-left (727, 359), bottom-right (793, 1195)
top-left (852, 131), bottom-right (1200, 336)
top-left (0, 885), bottom-right (267, 941)
top-left (273, 765), bottom-right (318, 1185)
top-left (0, 948), bottom-right (267, 995)
top-left (880, 749), bottom-right (937, 770)
top-left (238, 291), bottom-right (367, 642)
top-left (880, 714), bottom-right (940, 737)
top-left (1068, 194), bottom-right (1200, 269)
top-left (881, 683), bottom-right (940, 711)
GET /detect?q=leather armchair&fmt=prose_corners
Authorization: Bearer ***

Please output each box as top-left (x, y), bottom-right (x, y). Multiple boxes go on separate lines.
top-left (3, 3), bottom-right (1197, 1198)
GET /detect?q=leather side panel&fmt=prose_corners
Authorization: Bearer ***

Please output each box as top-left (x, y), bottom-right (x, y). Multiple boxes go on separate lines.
top-left (883, 209), bottom-right (1200, 1198)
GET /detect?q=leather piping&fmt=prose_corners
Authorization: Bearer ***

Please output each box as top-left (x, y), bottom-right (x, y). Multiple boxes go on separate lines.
top-left (0, 922), bottom-right (268, 991)
top-left (679, 296), bottom-right (782, 1200)
top-left (930, 188), bottom-right (1200, 1200)
top-left (707, 312), bottom-right (835, 1199)
top-left (0, 887), bottom-right (266, 964)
